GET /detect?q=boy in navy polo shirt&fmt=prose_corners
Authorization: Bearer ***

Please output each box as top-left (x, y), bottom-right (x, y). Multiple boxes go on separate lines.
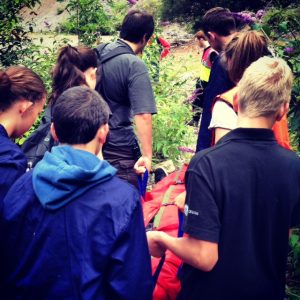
top-left (147, 57), bottom-right (300, 300)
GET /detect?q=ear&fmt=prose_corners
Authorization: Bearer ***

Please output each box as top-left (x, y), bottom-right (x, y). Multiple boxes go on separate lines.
top-left (18, 100), bottom-right (33, 116)
top-left (276, 102), bottom-right (289, 121)
top-left (207, 31), bottom-right (215, 41)
top-left (142, 33), bottom-right (148, 44)
top-left (50, 123), bottom-right (59, 142)
top-left (96, 123), bottom-right (109, 145)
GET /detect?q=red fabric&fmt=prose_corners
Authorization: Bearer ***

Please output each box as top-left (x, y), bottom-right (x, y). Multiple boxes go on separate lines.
top-left (157, 37), bottom-right (171, 59)
top-left (157, 37), bottom-right (171, 48)
top-left (272, 114), bottom-right (291, 150)
top-left (143, 164), bottom-right (188, 300)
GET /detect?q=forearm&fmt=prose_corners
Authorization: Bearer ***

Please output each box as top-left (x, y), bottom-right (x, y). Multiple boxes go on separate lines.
top-left (134, 113), bottom-right (153, 159)
top-left (156, 232), bottom-right (218, 272)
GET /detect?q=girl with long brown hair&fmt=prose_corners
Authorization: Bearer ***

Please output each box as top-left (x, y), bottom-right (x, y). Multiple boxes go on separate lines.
top-left (50, 45), bottom-right (98, 106)
top-left (0, 66), bottom-right (46, 200)
top-left (22, 45), bottom-right (98, 167)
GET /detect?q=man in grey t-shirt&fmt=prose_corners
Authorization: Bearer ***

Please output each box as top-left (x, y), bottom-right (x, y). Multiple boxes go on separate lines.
top-left (96, 10), bottom-right (156, 188)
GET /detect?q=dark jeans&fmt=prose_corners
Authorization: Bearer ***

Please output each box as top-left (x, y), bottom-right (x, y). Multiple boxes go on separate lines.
top-left (103, 144), bottom-right (139, 189)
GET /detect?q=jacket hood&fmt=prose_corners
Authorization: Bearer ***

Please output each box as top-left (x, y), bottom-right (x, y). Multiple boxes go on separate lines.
top-left (32, 145), bottom-right (117, 210)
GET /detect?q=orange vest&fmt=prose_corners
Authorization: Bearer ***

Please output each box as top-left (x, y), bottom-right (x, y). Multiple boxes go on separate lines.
top-left (212, 87), bottom-right (291, 150)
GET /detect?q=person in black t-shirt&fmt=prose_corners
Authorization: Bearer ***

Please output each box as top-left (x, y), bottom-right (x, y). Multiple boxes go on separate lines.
top-left (147, 56), bottom-right (300, 300)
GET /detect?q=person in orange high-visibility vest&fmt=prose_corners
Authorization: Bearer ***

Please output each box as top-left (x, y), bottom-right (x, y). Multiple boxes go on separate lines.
top-left (209, 30), bottom-right (291, 150)
top-left (189, 31), bottom-right (218, 126)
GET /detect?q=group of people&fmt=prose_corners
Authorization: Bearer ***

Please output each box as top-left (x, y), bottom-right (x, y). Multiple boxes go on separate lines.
top-left (0, 6), bottom-right (299, 300)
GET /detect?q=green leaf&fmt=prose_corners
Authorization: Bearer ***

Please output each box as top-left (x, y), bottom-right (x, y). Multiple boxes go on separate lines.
top-left (290, 233), bottom-right (300, 248)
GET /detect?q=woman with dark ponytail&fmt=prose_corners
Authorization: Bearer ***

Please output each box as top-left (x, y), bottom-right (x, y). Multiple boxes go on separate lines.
top-left (22, 45), bottom-right (98, 167)
top-left (50, 45), bottom-right (98, 106)
top-left (0, 66), bottom-right (46, 201)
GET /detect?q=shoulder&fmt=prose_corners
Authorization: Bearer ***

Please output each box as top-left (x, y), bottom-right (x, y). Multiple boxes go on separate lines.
top-left (277, 147), bottom-right (300, 167)
top-left (209, 100), bottom-right (237, 130)
top-left (87, 175), bottom-right (140, 212)
top-left (188, 147), bottom-right (218, 174)
top-left (2, 171), bottom-right (36, 219)
top-left (0, 135), bottom-right (27, 169)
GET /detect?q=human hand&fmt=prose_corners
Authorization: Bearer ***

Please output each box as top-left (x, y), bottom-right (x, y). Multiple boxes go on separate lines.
top-left (134, 156), bottom-right (151, 174)
top-left (175, 191), bottom-right (186, 213)
top-left (147, 231), bottom-right (167, 258)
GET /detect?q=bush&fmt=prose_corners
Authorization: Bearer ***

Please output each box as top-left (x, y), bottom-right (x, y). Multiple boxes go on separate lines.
top-left (0, 0), bottom-right (40, 67)
top-left (254, 7), bottom-right (300, 153)
top-left (143, 38), bottom-right (197, 162)
top-left (60, 0), bottom-right (115, 46)
top-left (160, 0), bottom-right (296, 29)
top-left (287, 229), bottom-right (300, 300)
top-left (134, 0), bottom-right (163, 18)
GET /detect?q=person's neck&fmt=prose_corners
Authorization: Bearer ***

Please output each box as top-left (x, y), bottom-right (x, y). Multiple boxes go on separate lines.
top-left (120, 39), bottom-right (140, 55)
top-left (0, 112), bottom-right (16, 137)
top-left (72, 142), bottom-right (103, 159)
top-left (237, 113), bottom-right (275, 129)
top-left (220, 32), bottom-right (237, 51)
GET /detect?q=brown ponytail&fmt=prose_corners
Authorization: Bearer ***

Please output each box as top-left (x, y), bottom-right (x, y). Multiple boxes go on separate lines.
top-left (0, 66), bottom-right (46, 112)
top-left (225, 30), bottom-right (271, 83)
top-left (49, 45), bottom-right (97, 106)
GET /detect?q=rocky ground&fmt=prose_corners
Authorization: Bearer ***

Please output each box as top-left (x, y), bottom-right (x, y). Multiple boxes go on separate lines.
top-left (21, 0), bottom-right (197, 52)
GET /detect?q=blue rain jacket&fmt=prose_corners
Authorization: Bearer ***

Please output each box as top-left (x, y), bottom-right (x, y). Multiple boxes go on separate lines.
top-left (0, 124), bottom-right (27, 202)
top-left (0, 145), bottom-right (153, 300)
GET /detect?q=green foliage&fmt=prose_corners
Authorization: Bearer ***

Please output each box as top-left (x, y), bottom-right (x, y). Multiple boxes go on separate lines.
top-left (160, 0), bottom-right (296, 29)
top-left (256, 7), bottom-right (300, 153)
top-left (0, 0), bottom-right (40, 67)
top-left (108, 0), bottom-right (129, 31)
top-left (287, 230), bottom-right (300, 299)
top-left (16, 38), bottom-right (69, 145)
top-left (143, 39), bottom-right (197, 161)
top-left (135, 0), bottom-right (163, 18)
top-left (59, 0), bottom-right (115, 46)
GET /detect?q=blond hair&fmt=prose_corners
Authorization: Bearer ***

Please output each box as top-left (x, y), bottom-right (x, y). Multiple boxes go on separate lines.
top-left (238, 56), bottom-right (293, 118)
top-left (225, 30), bottom-right (270, 83)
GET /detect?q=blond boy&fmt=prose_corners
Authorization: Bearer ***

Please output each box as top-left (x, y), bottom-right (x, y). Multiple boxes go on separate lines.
top-left (148, 57), bottom-right (300, 300)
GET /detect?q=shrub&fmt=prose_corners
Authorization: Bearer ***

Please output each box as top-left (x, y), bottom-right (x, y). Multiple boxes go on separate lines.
top-left (143, 38), bottom-right (197, 162)
top-left (134, 0), bottom-right (163, 18)
top-left (160, 0), bottom-right (296, 29)
top-left (0, 0), bottom-right (40, 67)
top-left (255, 7), bottom-right (300, 153)
top-left (60, 0), bottom-right (115, 46)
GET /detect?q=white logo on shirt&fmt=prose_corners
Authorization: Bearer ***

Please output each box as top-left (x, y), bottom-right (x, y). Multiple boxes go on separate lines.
top-left (184, 204), bottom-right (199, 216)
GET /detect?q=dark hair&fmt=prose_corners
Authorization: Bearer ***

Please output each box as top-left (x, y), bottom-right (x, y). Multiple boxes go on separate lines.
top-left (225, 30), bottom-right (271, 83)
top-left (50, 45), bottom-right (97, 106)
top-left (120, 10), bottom-right (154, 43)
top-left (0, 66), bottom-right (46, 112)
top-left (52, 86), bottom-right (110, 144)
top-left (202, 7), bottom-right (236, 36)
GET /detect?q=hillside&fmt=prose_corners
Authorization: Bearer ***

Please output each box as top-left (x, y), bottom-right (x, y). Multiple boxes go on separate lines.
top-left (20, 0), bottom-right (70, 32)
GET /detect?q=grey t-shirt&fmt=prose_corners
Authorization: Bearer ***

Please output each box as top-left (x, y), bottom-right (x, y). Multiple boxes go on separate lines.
top-left (97, 39), bottom-right (157, 146)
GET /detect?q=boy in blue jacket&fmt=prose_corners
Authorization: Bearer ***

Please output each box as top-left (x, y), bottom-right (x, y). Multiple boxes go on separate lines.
top-left (0, 86), bottom-right (153, 300)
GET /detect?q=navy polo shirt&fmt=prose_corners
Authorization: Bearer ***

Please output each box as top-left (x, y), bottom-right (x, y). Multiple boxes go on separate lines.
top-left (0, 124), bottom-right (27, 202)
top-left (180, 128), bottom-right (300, 300)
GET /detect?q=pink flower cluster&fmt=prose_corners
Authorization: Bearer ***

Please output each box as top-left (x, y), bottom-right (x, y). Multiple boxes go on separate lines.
top-left (178, 146), bottom-right (195, 154)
